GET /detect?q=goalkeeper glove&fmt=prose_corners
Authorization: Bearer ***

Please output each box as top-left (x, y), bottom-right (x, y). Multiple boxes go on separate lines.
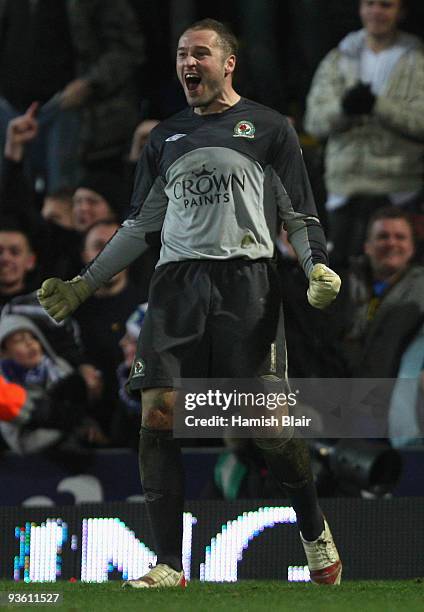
top-left (37, 276), bottom-right (93, 322)
top-left (307, 264), bottom-right (341, 309)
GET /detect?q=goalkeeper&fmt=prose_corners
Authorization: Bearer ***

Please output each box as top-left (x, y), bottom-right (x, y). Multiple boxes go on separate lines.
top-left (38, 18), bottom-right (342, 589)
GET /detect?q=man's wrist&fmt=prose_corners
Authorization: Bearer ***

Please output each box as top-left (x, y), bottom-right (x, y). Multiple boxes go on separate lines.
top-left (70, 276), bottom-right (95, 302)
top-left (78, 272), bottom-right (100, 294)
top-left (4, 142), bottom-right (24, 162)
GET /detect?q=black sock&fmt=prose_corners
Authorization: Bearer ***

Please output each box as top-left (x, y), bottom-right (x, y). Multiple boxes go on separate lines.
top-left (259, 437), bottom-right (324, 541)
top-left (139, 426), bottom-right (184, 571)
top-left (284, 479), bottom-right (324, 541)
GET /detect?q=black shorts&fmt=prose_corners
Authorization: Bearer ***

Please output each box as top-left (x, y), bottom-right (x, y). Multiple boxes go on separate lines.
top-left (127, 259), bottom-right (287, 391)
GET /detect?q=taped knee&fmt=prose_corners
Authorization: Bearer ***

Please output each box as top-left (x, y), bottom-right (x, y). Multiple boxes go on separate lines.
top-left (257, 436), bottom-right (313, 489)
top-left (249, 375), bottom-right (294, 451)
top-left (139, 424), bottom-right (173, 443)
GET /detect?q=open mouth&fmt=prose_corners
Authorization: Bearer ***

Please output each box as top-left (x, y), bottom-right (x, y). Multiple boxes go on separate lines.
top-left (184, 73), bottom-right (202, 92)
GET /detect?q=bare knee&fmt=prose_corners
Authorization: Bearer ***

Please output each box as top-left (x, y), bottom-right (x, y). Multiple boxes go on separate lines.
top-left (142, 387), bottom-right (176, 429)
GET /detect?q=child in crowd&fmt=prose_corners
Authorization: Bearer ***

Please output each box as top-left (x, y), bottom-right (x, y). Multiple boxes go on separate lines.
top-left (0, 314), bottom-right (105, 453)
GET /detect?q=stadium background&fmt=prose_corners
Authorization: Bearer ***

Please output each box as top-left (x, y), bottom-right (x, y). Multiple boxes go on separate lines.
top-left (1, 0), bottom-right (424, 586)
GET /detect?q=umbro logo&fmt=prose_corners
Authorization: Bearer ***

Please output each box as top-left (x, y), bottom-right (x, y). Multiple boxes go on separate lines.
top-left (165, 133), bottom-right (187, 142)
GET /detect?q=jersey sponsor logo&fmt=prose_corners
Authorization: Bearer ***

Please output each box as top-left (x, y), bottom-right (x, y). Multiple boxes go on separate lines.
top-left (165, 133), bottom-right (187, 142)
top-left (233, 120), bottom-right (255, 139)
top-left (173, 164), bottom-right (246, 208)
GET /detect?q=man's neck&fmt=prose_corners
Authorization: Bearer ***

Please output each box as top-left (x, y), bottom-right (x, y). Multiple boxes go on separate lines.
top-left (0, 282), bottom-right (25, 298)
top-left (366, 31), bottom-right (399, 53)
top-left (194, 89), bottom-right (240, 116)
top-left (372, 266), bottom-right (407, 285)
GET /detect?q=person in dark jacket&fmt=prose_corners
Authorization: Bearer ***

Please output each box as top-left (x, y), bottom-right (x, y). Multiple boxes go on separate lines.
top-left (0, 0), bottom-right (144, 190)
top-left (333, 206), bottom-right (424, 378)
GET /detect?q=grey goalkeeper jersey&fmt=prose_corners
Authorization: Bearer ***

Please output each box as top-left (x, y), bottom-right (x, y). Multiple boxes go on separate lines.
top-left (83, 98), bottom-right (328, 289)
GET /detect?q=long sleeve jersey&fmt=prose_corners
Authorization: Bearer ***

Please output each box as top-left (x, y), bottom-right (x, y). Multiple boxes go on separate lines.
top-left (83, 98), bottom-right (328, 289)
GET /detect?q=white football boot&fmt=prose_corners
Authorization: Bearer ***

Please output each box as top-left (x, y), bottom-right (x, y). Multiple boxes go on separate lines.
top-left (300, 519), bottom-right (342, 585)
top-left (122, 563), bottom-right (186, 589)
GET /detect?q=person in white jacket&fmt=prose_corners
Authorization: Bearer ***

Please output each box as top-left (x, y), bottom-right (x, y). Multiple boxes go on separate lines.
top-left (304, 0), bottom-right (424, 269)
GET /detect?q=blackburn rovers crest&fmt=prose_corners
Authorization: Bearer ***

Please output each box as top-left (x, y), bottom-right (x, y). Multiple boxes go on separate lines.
top-left (233, 120), bottom-right (255, 139)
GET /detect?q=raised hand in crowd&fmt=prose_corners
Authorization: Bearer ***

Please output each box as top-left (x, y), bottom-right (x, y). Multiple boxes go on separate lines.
top-left (4, 102), bottom-right (39, 162)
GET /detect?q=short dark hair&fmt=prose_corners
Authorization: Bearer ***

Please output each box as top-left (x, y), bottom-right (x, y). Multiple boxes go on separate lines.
top-left (366, 206), bottom-right (415, 242)
top-left (0, 216), bottom-right (34, 251)
top-left (360, 0), bottom-right (408, 12)
top-left (184, 18), bottom-right (238, 57)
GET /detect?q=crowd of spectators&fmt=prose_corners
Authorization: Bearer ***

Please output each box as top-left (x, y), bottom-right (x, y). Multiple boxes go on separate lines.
top-left (1, 0), bottom-right (424, 460)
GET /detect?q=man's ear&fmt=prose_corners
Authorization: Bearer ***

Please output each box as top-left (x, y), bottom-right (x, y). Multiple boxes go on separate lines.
top-left (25, 251), bottom-right (36, 272)
top-left (364, 240), bottom-right (371, 258)
top-left (81, 247), bottom-right (90, 265)
top-left (224, 54), bottom-right (236, 76)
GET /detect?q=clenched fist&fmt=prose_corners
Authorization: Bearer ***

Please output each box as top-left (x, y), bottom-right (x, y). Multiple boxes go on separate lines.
top-left (307, 264), bottom-right (341, 309)
top-left (37, 276), bottom-right (93, 322)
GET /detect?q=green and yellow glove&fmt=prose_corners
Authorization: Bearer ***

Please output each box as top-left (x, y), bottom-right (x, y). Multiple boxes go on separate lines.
top-left (307, 263), bottom-right (341, 309)
top-left (37, 276), bottom-right (93, 322)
